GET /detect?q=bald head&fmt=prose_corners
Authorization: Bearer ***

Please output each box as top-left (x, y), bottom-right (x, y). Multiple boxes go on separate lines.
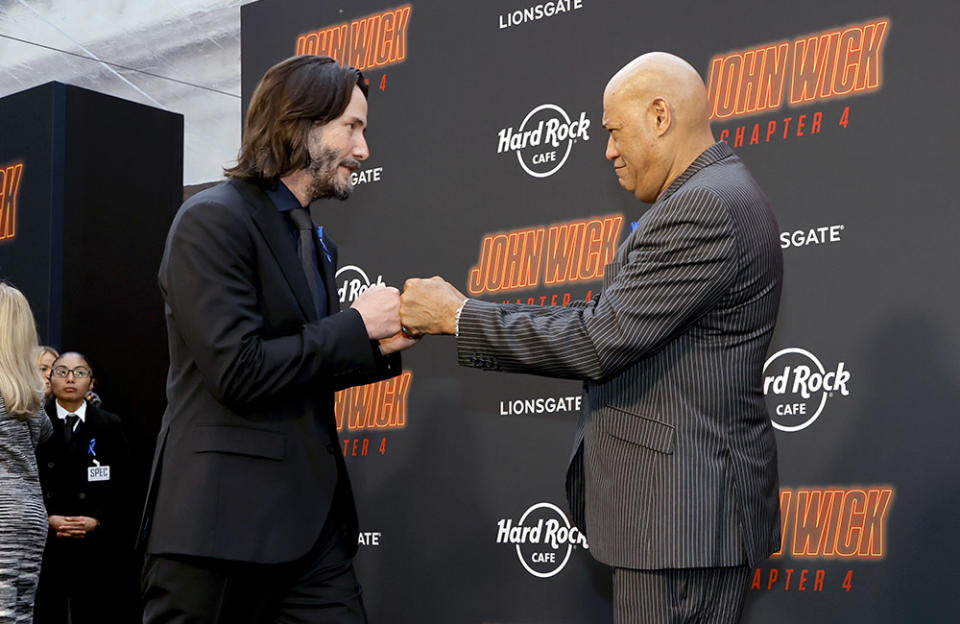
top-left (605, 52), bottom-right (711, 136)
top-left (602, 52), bottom-right (716, 202)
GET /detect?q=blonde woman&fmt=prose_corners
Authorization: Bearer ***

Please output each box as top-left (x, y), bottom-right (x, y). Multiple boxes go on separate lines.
top-left (0, 283), bottom-right (53, 623)
top-left (36, 346), bottom-right (58, 400)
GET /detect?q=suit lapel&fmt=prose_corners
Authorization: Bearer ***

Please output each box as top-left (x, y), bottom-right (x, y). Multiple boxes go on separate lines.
top-left (234, 180), bottom-right (318, 321)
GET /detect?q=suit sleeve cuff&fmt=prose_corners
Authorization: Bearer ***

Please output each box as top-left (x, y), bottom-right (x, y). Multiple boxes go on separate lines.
top-left (456, 300), bottom-right (500, 370)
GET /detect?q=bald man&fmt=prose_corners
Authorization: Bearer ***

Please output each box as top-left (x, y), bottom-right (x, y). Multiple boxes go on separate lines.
top-left (401, 52), bottom-right (782, 623)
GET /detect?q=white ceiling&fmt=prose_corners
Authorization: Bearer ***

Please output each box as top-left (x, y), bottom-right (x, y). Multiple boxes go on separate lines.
top-left (0, 0), bottom-right (259, 184)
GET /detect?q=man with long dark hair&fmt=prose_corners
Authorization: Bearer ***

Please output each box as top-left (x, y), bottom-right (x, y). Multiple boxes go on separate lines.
top-left (140, 55), bottom-right (416, 623)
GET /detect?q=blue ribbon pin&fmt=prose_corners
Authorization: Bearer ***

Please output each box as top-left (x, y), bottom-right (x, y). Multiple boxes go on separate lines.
top-left (316, 225), bottom-right (333, 263)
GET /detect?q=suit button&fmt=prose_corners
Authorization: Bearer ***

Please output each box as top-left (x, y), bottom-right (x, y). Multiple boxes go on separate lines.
top-left (78, 492), bottom-right (86, 500)
top-left (46, 492), bottom-right (53, 499)
top-left (326, 444), bottom-right (337, 454)
top-left (47, 462), bottom-right (55, 468)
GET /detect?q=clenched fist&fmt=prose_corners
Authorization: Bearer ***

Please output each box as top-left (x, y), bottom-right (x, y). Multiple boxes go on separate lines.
top-left (400, 277), bottom-right (467, 335)
top-left (351, 284), bottom-right (402, 340)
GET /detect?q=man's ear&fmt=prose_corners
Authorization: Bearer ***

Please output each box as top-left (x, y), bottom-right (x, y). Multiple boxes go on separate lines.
top-left (651, 96), bottom-right (672, 137)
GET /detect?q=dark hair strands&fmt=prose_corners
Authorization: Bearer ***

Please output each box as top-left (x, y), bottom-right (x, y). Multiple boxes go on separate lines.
top-left (225, 55), bottom-right (368, 185)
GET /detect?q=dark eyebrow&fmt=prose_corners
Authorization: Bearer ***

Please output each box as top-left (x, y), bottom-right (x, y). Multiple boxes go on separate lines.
top-left (345, 115), bottom-right (366, 128)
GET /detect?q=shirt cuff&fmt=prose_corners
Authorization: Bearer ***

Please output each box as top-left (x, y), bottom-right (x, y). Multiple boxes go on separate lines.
top-left (454, 298), bottom-right (469, 337)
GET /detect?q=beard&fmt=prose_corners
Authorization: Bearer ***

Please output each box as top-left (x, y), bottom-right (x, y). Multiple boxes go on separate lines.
top-left (305, 146), bottom-right (358, 202)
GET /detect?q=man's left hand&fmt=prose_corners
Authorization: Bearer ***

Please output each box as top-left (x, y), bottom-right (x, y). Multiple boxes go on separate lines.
top-left (400, 277), bottom-right (467, 336)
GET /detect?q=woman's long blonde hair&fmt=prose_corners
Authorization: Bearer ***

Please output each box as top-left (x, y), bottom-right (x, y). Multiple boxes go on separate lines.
top-left (0, 283), bottom-right (44, 419)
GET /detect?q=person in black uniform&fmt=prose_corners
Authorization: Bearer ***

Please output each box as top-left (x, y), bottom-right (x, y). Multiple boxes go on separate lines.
top-left (34, 352), bottom-right (132, 624)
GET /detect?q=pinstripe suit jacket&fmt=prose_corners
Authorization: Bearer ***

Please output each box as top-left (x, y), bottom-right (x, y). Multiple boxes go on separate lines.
top-left (458, 142), bottom-right (782, 570)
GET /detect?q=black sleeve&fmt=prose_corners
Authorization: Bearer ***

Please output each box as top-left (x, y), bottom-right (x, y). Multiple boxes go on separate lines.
top-left (160, 199), bottom-right (398, 410)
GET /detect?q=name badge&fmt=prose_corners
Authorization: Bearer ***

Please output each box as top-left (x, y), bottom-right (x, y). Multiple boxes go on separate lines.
top-left (88, 465), bottom-right (111, 482)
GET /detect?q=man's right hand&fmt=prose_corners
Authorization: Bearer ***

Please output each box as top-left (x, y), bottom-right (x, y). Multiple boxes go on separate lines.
top-left (350, 285), bottom-right (402, 340)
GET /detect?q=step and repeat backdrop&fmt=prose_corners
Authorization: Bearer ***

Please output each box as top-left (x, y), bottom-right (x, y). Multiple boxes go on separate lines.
top-left (239, 1), bottom-right (957, 621)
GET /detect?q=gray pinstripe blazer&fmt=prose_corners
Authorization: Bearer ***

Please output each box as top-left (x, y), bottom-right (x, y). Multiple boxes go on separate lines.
top-left (457, 142), bottom-right (782, 570)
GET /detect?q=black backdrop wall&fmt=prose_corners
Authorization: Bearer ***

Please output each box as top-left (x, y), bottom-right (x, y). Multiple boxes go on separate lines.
top-left (240, 0), bottom-right (959, 622)
top-left (0, 82), bottom-right (183, 498)
top-left (1, 0), bottom-right (956, 621)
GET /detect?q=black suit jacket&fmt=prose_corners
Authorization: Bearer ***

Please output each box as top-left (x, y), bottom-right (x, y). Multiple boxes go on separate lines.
top-left (140, 178), bottom-right (400, 564)
top-left (37, 399), bottom-right (132, 545)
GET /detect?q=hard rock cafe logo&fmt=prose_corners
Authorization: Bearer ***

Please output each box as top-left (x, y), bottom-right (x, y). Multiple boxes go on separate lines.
top-left (497, 104), bottom-right (591, 178)
top-left (496, 502), bottom-right (588, 578)
top-left (336, 265), bottom-right (387, 304)
top-left (763, 347), bottom-right (851, 432)
top-left (0, 161), bottom-right (24, 243)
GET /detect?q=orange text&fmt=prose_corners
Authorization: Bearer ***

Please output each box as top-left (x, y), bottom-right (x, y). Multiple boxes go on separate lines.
top-left (708, 17), bottom-right (889, 120)
top-left (468, 215), bottom-right (623, 295)
top-left (296, 5), bottom-right (412, 71)
top-left (335, 370), bottom-right (412, 431)
top-left (773, 486), bottom-right (894, 559)
top-left (0, 161), bottom-right (24, 242)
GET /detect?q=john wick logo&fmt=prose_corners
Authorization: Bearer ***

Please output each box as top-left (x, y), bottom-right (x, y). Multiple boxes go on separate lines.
top-left (0, 161), bottom-right (24, 242)
top-left (707, 17), bottom-right (889, 120)
top-left (335, 370), bottom-right (412, 458)
top-left (753, 485), bottom-right (894, 594)
top-left (335, 371), bottom-right (412, 432)
top-left (498, 104), bottom-right (591, 178)
top-left (468, 215), bottom-right (623, 295)
top-left (295, 4), bottom-right (412, 70)
top-left (496, 502), bottom-right (588, 578)
top-left (774, 486), bottom-right (893, 559)
top-left (336, 265), bottom-right (386, 304)
top-left (764, 348), bottom-right (851, 432)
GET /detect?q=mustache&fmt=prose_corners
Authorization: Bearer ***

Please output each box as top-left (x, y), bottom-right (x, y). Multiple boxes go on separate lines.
top-left (340, 159), bottom-right (361, 171)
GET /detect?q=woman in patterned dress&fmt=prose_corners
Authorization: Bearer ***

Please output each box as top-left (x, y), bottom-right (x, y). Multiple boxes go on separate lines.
top-left (0, 283), bottom-right (52, 623)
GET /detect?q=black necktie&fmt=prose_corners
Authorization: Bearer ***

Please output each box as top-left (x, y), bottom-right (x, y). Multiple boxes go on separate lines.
top-left (64, 414), bottom-right (79, 444)
top-left (288, 208), bottom-right (322, 316)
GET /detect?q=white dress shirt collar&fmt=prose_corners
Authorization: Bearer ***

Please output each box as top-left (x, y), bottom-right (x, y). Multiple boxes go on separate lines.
top-left (55, 399), bottom-right (88, 429)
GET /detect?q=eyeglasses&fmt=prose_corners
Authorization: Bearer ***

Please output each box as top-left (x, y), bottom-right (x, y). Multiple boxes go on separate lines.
top-left (51, 366), bottom-right (92, 379)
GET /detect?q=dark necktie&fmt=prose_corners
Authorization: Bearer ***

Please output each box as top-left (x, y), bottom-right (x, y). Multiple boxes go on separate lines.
top-left (288, 208), bottom-right (322, 316)
top-left (64, 414), bottom-right (79, 445)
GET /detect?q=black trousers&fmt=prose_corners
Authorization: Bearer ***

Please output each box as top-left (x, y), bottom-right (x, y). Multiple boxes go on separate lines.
top-left (613, 565), bottom-right (751, 624)
top-left (142, 510), bottom-right (365, 624)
